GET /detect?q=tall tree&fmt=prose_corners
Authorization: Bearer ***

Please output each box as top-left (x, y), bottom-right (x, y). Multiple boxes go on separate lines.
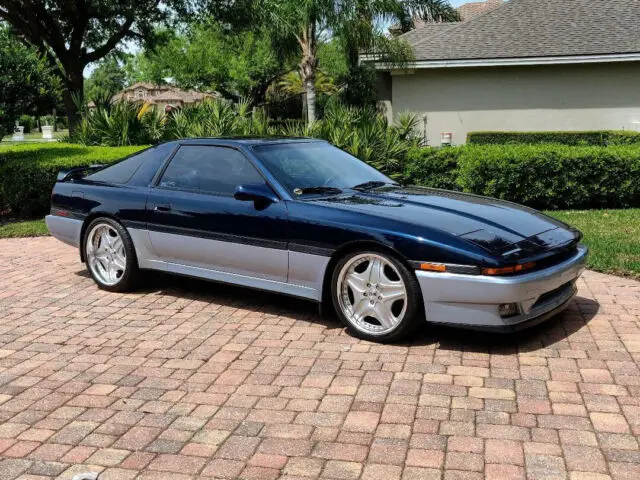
top-left (337, 0), bottom-right (459, 108)
top-left (396, 0), bottom-right (460, 32)
top-left (0, 0), bottom-right (189, 132)
top-left (0, 25), bottom-right (61, 136)
top-left (222, 0), bottom-right (458, 125)
top-left (85, 55), bottom-right (127, 100)
top-left (125, 23), bottom-right (290, 102)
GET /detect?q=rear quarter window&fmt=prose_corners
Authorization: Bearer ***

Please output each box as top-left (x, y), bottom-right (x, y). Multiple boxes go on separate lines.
top-left (85, 143), bottom-right (175, 186)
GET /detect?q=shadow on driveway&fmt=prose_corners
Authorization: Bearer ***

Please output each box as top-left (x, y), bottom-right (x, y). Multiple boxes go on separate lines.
top-left (76, 268), bottom-right (600, 353)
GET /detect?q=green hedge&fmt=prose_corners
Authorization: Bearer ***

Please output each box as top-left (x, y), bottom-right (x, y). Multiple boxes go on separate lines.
top-left (467, 130), bottom-right (640, 146)
top-left (404, 147), bottom-right (461, 191)
top-left (405, 144), bottom-right (640, 210)
top-left (18, 115), bottom-right (36, 134)
top-left (0, 143), bottom-right (146, 217)
top-left (3, 142), bottom-right (640, 219)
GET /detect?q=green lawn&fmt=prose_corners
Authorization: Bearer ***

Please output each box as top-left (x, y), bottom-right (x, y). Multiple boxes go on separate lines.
top-left (0, 218), bottom-right (49, 238)
top-left (1, 129), bottom-right (68, 143)
top-left (1, 209), bottom-right (639, 279)
top-left (546, 209), bottom-right (640, 279)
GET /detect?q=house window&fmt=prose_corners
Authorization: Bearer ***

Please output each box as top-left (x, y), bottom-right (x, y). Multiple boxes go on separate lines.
top-left (135, 89), bottom-right (145, 99)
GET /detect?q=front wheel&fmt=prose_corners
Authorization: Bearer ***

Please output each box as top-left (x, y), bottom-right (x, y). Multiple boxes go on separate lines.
top-left (331, 250), bottom-right (423, 342)
top-left (83, 217), bottom-right (140, 292)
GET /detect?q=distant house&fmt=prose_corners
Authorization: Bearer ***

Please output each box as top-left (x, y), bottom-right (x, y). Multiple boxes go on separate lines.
top-left (370, 0), bottom-right (640, 145)
top-left (107, 83), bottom-right (218, 111)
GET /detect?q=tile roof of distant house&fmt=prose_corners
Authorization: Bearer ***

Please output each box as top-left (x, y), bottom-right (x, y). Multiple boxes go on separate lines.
top-left (107, 84), bottom-right (218, 105)
top-left (400, 0), bottom-right (640, 63)
top-left (123, 82), bottom-right (172, 92)
top-left (152, 90), bottom-right (216, 103)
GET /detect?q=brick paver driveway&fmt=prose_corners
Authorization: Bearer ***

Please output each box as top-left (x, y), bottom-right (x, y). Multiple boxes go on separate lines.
top-left (0, 237), bottom-right (639, 480)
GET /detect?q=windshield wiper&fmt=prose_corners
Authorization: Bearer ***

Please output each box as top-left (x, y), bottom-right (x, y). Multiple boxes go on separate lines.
top-left (294, 186), bottom-right (343, 196)
top-left (351, 181), bottom-right (399, 191)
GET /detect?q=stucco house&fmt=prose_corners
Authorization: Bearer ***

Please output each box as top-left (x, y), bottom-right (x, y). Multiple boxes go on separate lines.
top-left (110, 83), bottom-right (217, 112)
top-left (371, 0), bottom-right (640, 145)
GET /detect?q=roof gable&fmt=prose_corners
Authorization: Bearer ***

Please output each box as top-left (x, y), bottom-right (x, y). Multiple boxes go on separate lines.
top-left (406, 0), bottom-right (640, 63)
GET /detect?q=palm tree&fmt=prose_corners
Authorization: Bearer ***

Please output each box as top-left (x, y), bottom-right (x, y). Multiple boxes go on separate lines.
top-left (398, 0), bottom-right (460, 31)
top-left (254, 0), bottom-right (458, 125)
top-left (270, 70), bottom-right (338, 98)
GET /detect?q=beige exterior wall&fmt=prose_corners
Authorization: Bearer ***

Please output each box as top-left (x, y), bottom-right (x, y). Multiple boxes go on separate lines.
top-left (389, 62), bottom-right (640, 145)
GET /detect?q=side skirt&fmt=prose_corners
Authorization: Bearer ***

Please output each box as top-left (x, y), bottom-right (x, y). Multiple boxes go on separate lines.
top-left (146, 259), bottom-right (322, 301)
top-left (127, 227), bottom-right (325, 302)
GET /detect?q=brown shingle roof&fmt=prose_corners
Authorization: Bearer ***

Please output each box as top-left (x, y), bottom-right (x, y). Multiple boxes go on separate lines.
top-left (390, 1), bottom-right (503, 35)
top-left (399, 23), bottom-right (460, 45)
top-left (407, 0), bottom-right (640, 62)
top-left (458, 0), bottom-right (504, 21)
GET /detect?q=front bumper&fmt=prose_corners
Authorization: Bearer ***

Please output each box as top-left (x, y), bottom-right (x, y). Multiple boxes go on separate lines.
top-left (415, 245), bottom-right (588, 331)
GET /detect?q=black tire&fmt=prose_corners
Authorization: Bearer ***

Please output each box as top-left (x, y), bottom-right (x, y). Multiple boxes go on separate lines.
top-left (330, 249), bottom-right (423, 342)
top-left (82, 217), bottom-right (140, 292)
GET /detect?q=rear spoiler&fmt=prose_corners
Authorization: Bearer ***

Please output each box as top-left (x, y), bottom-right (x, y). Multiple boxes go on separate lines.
top-left (57, 164), bottom-right (107, 182)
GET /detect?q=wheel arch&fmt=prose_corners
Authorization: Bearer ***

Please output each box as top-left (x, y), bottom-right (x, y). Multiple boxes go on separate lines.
top-left (320, 240), bottom-right (415, 308)
top-left (79, 213), bottom-right (127, 262)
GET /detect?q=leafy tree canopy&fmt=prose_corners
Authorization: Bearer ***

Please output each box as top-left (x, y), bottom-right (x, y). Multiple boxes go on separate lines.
top-left (0, 0), bottom-right (191, 130)
top-left (85, 55), bottom-right (127, 100)
top-left (203, 0), bottom-right (458, 123)
top-left (318, 39), bottom-right (349, 83)
top-left (125, 21), bottom-right (293, 102)
top-left (0, 24), bottom-right (62, 134)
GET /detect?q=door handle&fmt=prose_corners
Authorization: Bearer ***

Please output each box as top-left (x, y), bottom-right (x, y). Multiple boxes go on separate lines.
top-left (154, 203), bottom-right (172, 212)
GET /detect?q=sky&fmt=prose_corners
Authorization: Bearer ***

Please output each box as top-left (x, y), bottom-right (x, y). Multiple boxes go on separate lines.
top-left (450, 0), bottom-right (468, 6)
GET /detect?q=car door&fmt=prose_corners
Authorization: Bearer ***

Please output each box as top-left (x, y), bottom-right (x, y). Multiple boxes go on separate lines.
top-left (145, 144), bottom-right (289, 283)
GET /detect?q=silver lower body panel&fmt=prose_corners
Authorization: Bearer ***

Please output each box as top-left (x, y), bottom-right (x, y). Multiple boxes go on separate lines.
top-left (45, 215), bottom-right (83, 248)
top-left (416, 245), bottom-right (588, 330)
top-left (128, 228), bottom-right (328, 301)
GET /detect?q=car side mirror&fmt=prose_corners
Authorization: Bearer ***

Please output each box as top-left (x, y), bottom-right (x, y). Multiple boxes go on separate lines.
top-left (234, 183), bottom-right (279, 204)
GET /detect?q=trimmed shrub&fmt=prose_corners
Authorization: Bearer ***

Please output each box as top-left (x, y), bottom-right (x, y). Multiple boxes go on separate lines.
top-left (456, 144), bottom-right (640, 210)
top-left (18, 114), bottom-right (36, 134)
top-left (467, 130), bottom-right (640, 147)
top-left (40, 115), bottom-right (56, 127)
top-left (0, 143), bottom-right (146, 217)
top-left (404, 146), bottom-right (460, 190)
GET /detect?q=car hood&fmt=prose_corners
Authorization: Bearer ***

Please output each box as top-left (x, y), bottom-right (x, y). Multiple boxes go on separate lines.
top-left (311, 186), bottom-right (580, 257)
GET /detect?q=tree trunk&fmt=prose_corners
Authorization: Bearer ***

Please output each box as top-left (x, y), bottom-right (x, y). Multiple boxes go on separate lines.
top-left (304, 73), bottom-right (316, 125)
top-left (301, 91), bottom-right (307, 121)
top-left (299, 24), bottom-right (318, 126)
top-left (300, 51), bottom-right (317, 125)
top-left (63, 70), bottom-right (85, 136)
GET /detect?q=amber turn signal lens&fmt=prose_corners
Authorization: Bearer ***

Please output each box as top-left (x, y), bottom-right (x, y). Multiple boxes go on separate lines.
top-left (419, 263), bottom-right (447, 272)
top-left (482, 261), bottom-right (536, 276)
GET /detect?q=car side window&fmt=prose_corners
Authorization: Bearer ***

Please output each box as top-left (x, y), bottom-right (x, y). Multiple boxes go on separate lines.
top-left (85, 147), bottom-right (153, 184)
top-left (158, 145), bottom-right (264, 196)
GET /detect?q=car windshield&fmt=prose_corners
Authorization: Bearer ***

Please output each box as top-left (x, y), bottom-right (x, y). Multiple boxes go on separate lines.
top-left (252, 142), bottom-right (395, 196)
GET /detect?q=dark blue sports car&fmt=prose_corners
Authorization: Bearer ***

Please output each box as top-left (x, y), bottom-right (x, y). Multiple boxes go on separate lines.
top-left (47, 138), bottom-right (587, 341)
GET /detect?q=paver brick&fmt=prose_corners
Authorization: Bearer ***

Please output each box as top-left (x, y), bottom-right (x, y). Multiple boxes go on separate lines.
top-left (589, 412), bottom-right (631, 433)
top-left (148, 453), bottom-right (206, 474)
top-left (0, 238), bottom-right (639, 480)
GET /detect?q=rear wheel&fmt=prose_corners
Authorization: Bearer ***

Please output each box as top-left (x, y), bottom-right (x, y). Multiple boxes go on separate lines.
top-left (331, 250), bottom-right (423, 342)
top-left (83, 218), bottom-right (139, 292)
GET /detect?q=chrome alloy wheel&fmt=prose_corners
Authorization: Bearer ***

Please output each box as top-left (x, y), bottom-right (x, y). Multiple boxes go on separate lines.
top-left (337, 253), bottom-right (408, 335)
top-left (86, 223), bottom-right (127, 286)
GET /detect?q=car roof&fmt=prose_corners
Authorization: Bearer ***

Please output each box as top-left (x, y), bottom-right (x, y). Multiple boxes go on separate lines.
top-left (166, 137), bottom-right (327, 148)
